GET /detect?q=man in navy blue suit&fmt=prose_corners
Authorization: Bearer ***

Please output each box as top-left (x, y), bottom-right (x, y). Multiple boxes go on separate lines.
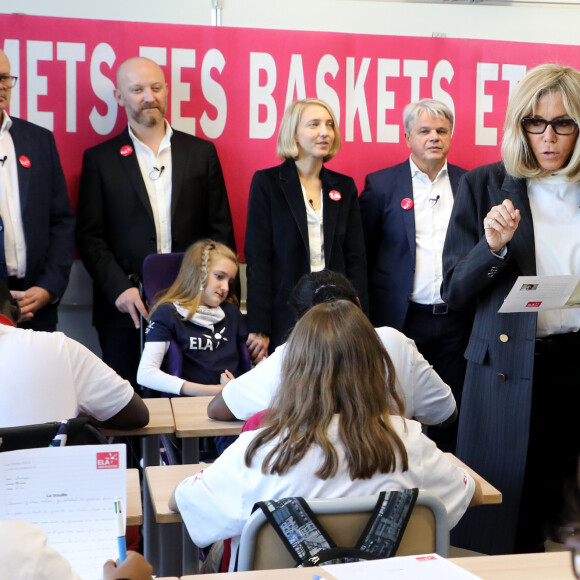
top-left (0, 50), bottom-right (74, 331)
top-left (359, 99), bottom-right (471, 453)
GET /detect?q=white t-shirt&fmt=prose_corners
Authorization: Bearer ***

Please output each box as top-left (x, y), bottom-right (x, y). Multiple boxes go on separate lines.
top-left (0, 325), bottom-right (134, 427)
top-left (0, 521), bottom-right (80, 580)
top-left (175, 415), bottom-right (474, 571)
top-left (221, 326), bottom-right (455, 425)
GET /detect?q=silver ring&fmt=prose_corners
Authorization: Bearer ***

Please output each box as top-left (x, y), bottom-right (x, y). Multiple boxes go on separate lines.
top-left (486, 218), bottom-right (495, 227)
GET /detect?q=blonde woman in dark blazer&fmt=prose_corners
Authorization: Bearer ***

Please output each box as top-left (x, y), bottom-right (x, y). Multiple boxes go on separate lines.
top-left (442, 64), bottom-right (580, 555)
top-left (244, 99), bottom-right (367, 360)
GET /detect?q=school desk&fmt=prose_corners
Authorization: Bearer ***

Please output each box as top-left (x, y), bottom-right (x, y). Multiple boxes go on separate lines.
top-left (180, 551), bottom-right (574, 579)
top-left (102, 397), bottom-right (176, 571)
top-left (146, 458), bottom-right (502, 577)
top-left (170, 396), bottom-right (243, 463)
top-left (145, 463), bottom-right (209, 577)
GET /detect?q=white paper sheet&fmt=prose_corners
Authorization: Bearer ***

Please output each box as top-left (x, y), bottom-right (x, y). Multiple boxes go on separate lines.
top-left (320, 553), bottom-right (482, 580)
top-left (498, 275), bottom-right (580, 313)
top-left (0, 444), bottom-right (126, 580)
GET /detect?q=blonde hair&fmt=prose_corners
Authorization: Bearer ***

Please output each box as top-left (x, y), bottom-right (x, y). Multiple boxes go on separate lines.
top-left (244, 300), bottom-right (408, 480)
top-left (502, 63), bottom-right (580, 181)
top-left (149, 240), bottom-right (238, 318)
top-left (276, 98), bottom-right (341, 161)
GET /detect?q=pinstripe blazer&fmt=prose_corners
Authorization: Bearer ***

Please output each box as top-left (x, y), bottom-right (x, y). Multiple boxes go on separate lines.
top-left (442, 161), bottom-right (538, 554)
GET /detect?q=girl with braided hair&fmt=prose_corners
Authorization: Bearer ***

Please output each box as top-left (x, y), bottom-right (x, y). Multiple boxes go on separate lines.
top-left (137, 239), bottom-right (247, 397)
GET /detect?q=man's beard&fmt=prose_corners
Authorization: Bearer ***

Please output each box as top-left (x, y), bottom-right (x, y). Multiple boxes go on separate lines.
top-left (134, 105), bottom-right (165, 127)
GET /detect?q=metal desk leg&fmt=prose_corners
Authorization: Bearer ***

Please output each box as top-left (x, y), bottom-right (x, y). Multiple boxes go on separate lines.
top-left (159, 522), bottom-right (183, 577)
top-left (143, 435), bottom-right (160, 572)
top-left (181, 437), bottom-right (199, 464)
top-left (182, 525), bottom-right (199, 574)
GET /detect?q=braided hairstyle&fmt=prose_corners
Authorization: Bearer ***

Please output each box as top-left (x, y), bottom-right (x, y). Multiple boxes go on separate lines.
top-left (149, 239), bottom-right (239, 318)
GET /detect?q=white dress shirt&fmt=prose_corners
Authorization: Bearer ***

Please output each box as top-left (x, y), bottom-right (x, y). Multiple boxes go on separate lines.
top-left (301, 184), bottom-right (325, 272)
top-left (0, 112), bottom-right (27, 277)
top-left (409, 156), bottom-right (453, 305)
top-left (528, 175), bottom-right (580, 337)
top-left (129, 120), bottom-right (173, 254)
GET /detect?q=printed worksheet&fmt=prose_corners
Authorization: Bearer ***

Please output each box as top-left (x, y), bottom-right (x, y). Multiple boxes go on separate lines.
top-left (322, 553), bottom-right (482, 580)
top-left (0, 444), bottom-right (126, 580)
top-left (499, 275), bottom-right (580, 313)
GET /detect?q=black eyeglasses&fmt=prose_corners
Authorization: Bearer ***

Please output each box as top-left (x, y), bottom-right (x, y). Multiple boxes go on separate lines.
top-left (0, 76), bottom-right (18, 89)
top-left (522, 116), bottom-right (578, 136)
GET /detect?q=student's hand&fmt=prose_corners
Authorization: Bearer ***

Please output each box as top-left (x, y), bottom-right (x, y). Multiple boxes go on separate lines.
top-left (220, 369), bottom-right (235, 385)
top-left (247, 333), bottom-right (269, 363)
top-left (115, 287), bottom-right (148, 328)
top-left (103, 551), bottom-right (153, 580)
top-left (11, 287), bottom-right (52, 321)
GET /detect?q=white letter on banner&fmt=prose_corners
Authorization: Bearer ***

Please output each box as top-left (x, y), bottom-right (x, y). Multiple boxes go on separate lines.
top-left (432, 60), bottom-right (455, 121)
top-left (285, 54), bottom-right (306, 110)
top-left (139, 47), bottom-right (167, 66)
top-left (200, 49), bottom-right (227, 139)
top-left (403, 59), bottom-right (428, 104)
top-left (502, 64), bottom-right (527, 96)
top-left (3, 40), bottom-right (19, 117)
top-left (475, 63), bottom-right (499, 146)
top-left (171, 48), bottom-right (196, 135)
top-left (27, 41), bottom-right (54, 130)
top-left (376, 59), bottom-right (399, 144)
top-left (57, 42), bottom-right (86, 133)
top-left (345, 57), bottom-right (371, 142)
top-left (249, 52), bottom-right (277, 140)
top-left (89, 43), bottom-right (117, 136)
top-left (316, 55), bottom-right (340, 124)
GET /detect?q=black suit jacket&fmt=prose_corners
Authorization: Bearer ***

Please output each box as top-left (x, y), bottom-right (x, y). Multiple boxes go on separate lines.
top-left (359, 159), bottom-right (466, 330)
top-left (441, 161), bottom-right (537, 554)
top-left (244, 159), bottom-right (368, 348)
top-left (76, 127), bottom-right (235, 328)
top-left (9, 116), bottom-right (75, 328)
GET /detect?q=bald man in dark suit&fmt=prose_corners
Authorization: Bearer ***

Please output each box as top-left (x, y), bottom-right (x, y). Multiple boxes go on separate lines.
top-left (76, 57), bottom-right (235, 386)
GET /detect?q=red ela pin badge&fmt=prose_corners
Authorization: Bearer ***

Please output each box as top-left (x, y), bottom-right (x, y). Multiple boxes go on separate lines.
top-left (329, 190), bottom-right (341, 201)
top-left (120, 145), bottom-right (133, 157)
top-left (401, 198), bottom-right (413, 210)
top-left (19, 155), bottom-right (31, 168)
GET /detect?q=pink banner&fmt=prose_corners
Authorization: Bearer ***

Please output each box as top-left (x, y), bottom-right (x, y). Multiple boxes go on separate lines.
top-left (3, 15), bottom-right (580, 256)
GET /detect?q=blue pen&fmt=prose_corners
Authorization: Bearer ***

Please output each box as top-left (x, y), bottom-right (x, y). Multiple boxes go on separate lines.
top-left (114, 498), bottom-right (127, 563)
top-left (49, 420), bottom-right (69, 447)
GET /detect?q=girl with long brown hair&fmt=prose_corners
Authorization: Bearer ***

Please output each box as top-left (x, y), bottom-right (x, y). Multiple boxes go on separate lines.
top-left (171, 300), bottom-right (479, 570)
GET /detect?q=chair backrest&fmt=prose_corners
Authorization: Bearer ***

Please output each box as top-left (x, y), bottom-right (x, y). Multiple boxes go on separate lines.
top-left (0, 417), bottom-right (108, 452)
top-left (237, 490), bottom-right (449, 571)
top-left (142, 252), bottom-right (185, 306)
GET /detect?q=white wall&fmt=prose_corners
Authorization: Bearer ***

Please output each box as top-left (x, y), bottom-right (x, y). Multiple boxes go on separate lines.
top-left (4, 0), bottom-right (580, 46)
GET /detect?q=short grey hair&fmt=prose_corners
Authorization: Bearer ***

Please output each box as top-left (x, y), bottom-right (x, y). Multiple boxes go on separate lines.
top-left (403, 99), bottom-right (454, 134)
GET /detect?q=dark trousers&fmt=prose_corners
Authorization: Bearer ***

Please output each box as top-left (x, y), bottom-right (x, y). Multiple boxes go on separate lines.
top-left (402, 302), bottom-right (472, 453)
top-left (514, 333), bottom-right (580, 553)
